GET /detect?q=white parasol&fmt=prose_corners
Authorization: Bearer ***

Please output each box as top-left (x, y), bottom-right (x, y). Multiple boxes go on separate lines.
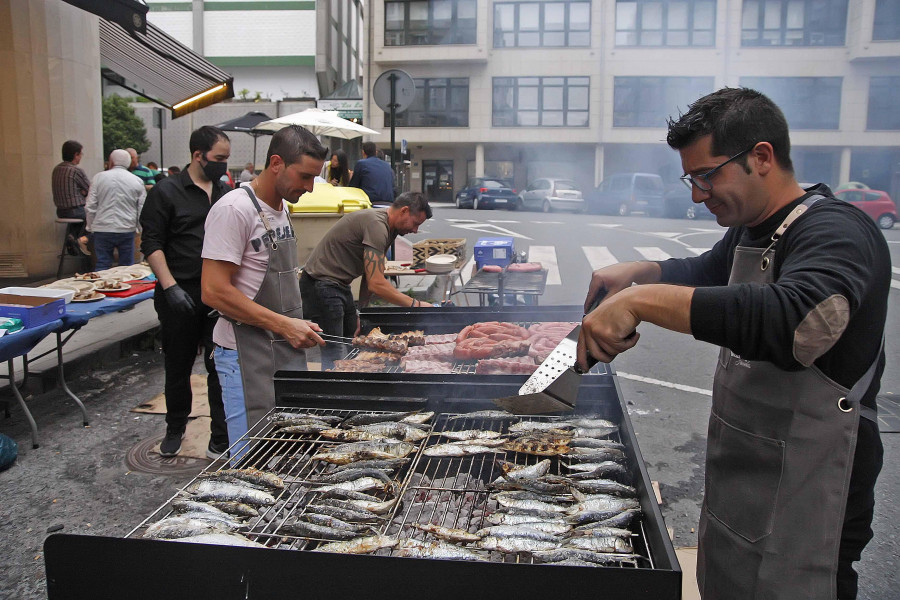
top-left (253, 108), bottom-right (379, 139)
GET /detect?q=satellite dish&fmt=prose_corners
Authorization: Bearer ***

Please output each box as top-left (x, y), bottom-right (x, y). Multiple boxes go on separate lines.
top-left (373, 70), bottom-right (416, 114)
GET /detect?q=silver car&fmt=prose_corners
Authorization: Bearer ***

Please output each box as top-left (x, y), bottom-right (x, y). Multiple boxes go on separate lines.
top-left (517, 178), bottom-right (584, 212)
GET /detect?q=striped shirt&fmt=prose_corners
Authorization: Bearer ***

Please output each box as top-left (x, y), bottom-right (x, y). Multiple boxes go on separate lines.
top-left (51, 161), bottom-right (91, 209)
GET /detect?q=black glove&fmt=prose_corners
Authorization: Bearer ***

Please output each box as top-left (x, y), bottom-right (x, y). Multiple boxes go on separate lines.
top-left (164, 284), bottom-right (196, 316)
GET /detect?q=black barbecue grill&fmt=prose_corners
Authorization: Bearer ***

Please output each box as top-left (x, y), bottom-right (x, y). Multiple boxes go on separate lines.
top-left (45, 394), bottom-right (681, 598)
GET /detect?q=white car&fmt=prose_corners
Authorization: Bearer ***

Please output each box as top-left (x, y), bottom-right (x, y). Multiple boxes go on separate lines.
top-left (517, 178), bottom-right (584, 212)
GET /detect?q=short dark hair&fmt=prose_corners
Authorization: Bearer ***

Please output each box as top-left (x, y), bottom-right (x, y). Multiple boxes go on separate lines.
top-left (393, 191), bottom-right (432, 219)
top-left (362, 141), bottom-right (377, 158)
top-left (62, 140), bottom-right (82, 162)
top-left (146, 162), bottom-right (158, 170)
top-left (666, 87), bottom-right (794, 173)
top-left (265, 125), bottom-right (328, 168)
top-left (189, 125), bottom-right (229, 155)
top-left (168, 166), bottom-right (181, 174)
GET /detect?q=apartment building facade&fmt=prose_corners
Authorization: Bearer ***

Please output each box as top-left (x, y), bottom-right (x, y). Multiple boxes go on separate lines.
top-left (365, 0), bottom-right (900, 203)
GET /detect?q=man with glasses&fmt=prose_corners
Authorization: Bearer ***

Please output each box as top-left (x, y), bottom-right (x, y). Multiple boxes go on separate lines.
top-left (577, 87), bottom-right (888, 599)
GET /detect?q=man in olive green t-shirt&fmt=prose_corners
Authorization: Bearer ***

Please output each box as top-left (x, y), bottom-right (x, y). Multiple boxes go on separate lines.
top-left (300, 191), bottom-right (432, 367)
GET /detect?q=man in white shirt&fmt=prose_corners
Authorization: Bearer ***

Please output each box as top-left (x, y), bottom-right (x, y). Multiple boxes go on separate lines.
top-left (85, 149), bottom-right (146, 270)
top-left (201, 126), bottom-right (328, 452)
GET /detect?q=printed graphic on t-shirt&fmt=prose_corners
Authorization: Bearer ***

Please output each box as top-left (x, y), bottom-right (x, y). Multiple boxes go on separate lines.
top-left (250, 222), bottom-right (295, 252)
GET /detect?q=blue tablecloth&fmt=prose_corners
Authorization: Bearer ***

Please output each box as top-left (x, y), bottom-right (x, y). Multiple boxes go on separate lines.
top-left (0, 319), bottom-right (65, 363)
top-left (60, 289), bottom-right (155, 329)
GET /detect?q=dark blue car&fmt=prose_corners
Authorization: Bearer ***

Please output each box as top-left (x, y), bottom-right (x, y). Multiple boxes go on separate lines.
top-left (455, 177), bottom-right (518, 210)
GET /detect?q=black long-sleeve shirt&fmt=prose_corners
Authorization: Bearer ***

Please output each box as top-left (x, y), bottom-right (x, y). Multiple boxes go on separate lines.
top-left (658, 185), bottom-right (890, 410)
top-left (139, 170), bottom-right (230, 282)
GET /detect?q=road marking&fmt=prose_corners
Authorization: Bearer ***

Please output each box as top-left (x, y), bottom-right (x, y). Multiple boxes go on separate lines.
top-left (689, 227), bottom-right (721, 233)
top-left (647, 232), bottom-right (681, 238)
top-left (582, 246), bottom-right (618, 270)
top-left (588, 223), bottom-right (622, 228)
top-left (617, 371), bottom-right (712, 396)
top-left (892, 267), bottom-right (900, 275)
top-left (687, 247), bottom-right (711, 255)
top-left (487, 220), bottom-right (520, 224)
top-left (532, 221), bottom-right (564, 225)
top-left (448, 222), bottom-right (532, 240)
top-left (635, 247), bottom-right (672, 261)
top-left (527, 246), bottom-right (561, 285)
top-left (445, 219), bottom-right (477, 223)
top-left (892, 280), bottom-right (900, 290)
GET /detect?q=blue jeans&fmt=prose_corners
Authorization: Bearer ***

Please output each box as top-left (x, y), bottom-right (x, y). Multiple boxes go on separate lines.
top-left (92, 231), bottom-right (134, 270)
top-left (214, 346), bottom-right (250, 462)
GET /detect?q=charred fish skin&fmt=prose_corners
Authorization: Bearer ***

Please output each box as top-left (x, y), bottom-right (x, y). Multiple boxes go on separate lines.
top-left (422, 443), bottom-right (504, 457)
top-left (395, 539), bottom-right (487, 561)
top-left (206, 501), bottom-right (260, 519)
top-left (346, 496), bottom-right (400, 516)
top-left (486, 512), bottom-right (570, 527)
top-left (342, 410), bottom-right (423, 428)
top-left (355, 422), bottom-right (428, 442)
top-left (301, 512), bottom-right (373, 533)
top-left (206, 468), bottom-right (284, 490)
top-left (564, 526), bottom-right (633, 540)
top-left (144, 517), bottom-right (229, 540)
top-left (477, 536), bottom-right (560, 554)
top-left (532, 548), bottom-right (640, 565)
top-left (314, 476), bottom-right (388, 495)
top-left (276, 423), bottom-right (333, 435)
top-left (281, 519), bottom-right (360, 541)
top-left (304, 503), bottom-right (383, 523)
top-left (313, 467), bottom-right (394, 485)
top-left (497, 458), bottom-right (551, 481)
top-left (401, 411), bottom-right (434, 425)
top-left (474, 525), bottom-right (560, 543)
top-left (313, 535), bottom-right (399, 555)
top-left (570, 479), bottom-right (637, 497)
top-left (577, 508), bottom-right (642, 529)
top-left (439, 429), bottom-right (503, 441)
top-left (270, 411), bottom-right (343, 426)
top-left (446, 410), bottom-right (519, 422)
top-left (564, 447), bottom-right (627, 463)
top-left (187, 480), bottom-right (277, 507)
top-left (494, 494), bottom-right (569, 514)
top-left (171, 499), bottom-right (232, 518)
top-left (173, 512), bottom-right (247, 530)
top-left (563, 536), bottom-right (633, 554)
top-left (329, 458), bottom-right (409, 474)
top-left (568, 438), bottom-right (626, 451)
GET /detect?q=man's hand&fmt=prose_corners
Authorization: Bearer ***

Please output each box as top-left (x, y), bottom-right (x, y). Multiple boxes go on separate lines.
top-left (583, 262), bottom-right (661, 313)
top-left (164, 284), bottom-right (196, 316)
top-left (577, 288), bottom-right (642, 368)
top-left (281, 318), bottom-right (325, 349)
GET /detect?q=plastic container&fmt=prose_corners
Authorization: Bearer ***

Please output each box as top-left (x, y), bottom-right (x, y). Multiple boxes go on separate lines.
top-left (0, 294), bottom-right (66, 328)
top-left (288, 182), bottom-right (371, 214)
top-left (474, 237), bottom-right (515, 270)
top-left (0, 286), bottom-right (75, 304)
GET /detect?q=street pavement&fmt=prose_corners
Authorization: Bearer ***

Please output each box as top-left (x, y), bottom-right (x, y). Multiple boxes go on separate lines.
top-left (0, 204), bottom-right (897, 597)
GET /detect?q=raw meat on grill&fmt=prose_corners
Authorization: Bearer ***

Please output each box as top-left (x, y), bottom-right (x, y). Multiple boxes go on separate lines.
top-left (456, 322), bottom-right (530, 344)
top-left (481, 264), bottom-right (503, 273)
top-left (506, 262), bottom-right (542, 273)
top-left (328, 360), bottom-right (385, 373)
top-left (406, 343), bottom-right (455, 362)
top-left (475, 357), bottom-right (538, 375)
top-left (489, 339), bottom-right (531, 358)
top-left (368, 327), bottom-right (425, 347)
top-left (424, 333), bottom-right (457, 345)
top-left (355, 351), bottom-right (403, 364)
top-left (527, 322), bottom-right (579, 362)
top-left (401, 359), bottom-right (454, 374)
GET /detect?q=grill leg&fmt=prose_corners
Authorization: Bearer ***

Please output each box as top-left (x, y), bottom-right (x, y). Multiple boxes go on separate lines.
top-left (7, 359), bottom-right (39, 448)
top-left (56, 332), bottom-right (88, 426)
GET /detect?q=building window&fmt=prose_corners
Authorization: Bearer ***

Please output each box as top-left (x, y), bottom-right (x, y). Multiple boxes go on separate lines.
top-left (493, 77), bottom-right (589, 127)
top-left (868, 77), bottom-right (900, 130)
top-left (873, 0), bottom-right (900, 41)
top-left (615, 0), bottom-right (715, 47)
top-left (385, 78), bottom-right (469, 127)
top-left (494, 1), bottom-right (590, 48)
top-left (741, 0), bottom-right (848, 46)
top-left (613, 77), bottom-right (713, 127)
top-left (741, 77), bottom-right (842, 129)
top-left (385, 0), bottom-right (476, 46)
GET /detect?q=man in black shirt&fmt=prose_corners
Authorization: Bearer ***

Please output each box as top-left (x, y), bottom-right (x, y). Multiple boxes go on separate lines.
top-left (140, 126), bottom-right (231, 459)
top-left (578, 88), bottom-right (888, 599)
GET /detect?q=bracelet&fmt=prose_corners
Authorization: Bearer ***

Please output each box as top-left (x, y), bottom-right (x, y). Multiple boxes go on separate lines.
top-left (411, 297), bottom-right (416, 307)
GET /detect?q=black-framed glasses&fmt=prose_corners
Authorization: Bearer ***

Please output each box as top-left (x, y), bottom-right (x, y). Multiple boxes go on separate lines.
top-left (680, 145), bottom-right (756, 192)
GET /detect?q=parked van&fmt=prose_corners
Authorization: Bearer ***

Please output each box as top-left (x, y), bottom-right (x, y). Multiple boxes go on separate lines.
top-left (587, 172), bottom-right (666, 216)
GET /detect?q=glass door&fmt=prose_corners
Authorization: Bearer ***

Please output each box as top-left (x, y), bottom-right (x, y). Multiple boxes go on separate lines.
top-left (423, 160), bottom-right (454, 203)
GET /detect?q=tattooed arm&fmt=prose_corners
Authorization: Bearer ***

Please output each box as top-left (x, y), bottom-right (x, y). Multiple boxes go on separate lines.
top-left (363, 246), bottom-right (425, 307)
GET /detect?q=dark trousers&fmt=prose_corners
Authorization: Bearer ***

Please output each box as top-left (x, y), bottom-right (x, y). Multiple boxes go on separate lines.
top-left (837, 417), bottom-right (883, 599)
top-left (153, 281), bottom-right (227, 445)
top-left (93, 231), bottom-right (134, 270)
top-left (299, 272), bottom-right (356, 369)
top-left (56, 206), bottom-right (90, 249)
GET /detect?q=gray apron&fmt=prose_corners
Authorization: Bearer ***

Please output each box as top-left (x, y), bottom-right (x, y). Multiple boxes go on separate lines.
top-left (232, 186), bottom-right (306, 432)
top-left (697, 196), bottom-right (880, 599)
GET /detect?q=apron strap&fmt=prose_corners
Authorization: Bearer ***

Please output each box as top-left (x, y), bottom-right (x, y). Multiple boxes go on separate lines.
top-left (242, 184), bottom-right (289, 250)
top-left (760, 194), bottom-right (826, 265)
top-left (844, 336), bottom-right (884, 425)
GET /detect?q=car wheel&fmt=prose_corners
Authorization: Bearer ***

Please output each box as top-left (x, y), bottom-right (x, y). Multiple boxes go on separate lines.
top-left (473, 196), bottom-right (481, 210)
top-left (508, 199), bottom-right (518, 211)
top-left (877, 214), bottom-right (895, 229)
top-left (617, 203), bottom-right (629, 216)
top-left (456, 195), bottom-right (463, 209)
top-left (686, 205), bottom-right (697, 220)
top-left (542, 200), bottom-right (552, 213)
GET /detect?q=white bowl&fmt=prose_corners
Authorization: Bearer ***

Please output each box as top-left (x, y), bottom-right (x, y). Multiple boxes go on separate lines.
top-left (425, 254), bottom-right (457, 274)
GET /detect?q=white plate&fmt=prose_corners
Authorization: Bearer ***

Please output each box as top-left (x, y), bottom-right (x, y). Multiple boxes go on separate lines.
top-left (71, 292), bottom-right (106, 302)
top-left (93, 282), bottom-right (131, 293)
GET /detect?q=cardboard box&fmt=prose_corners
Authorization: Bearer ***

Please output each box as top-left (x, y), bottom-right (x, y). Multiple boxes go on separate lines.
top-left (0, 294), bottom-right (66, 329)
top-left (474, 237), bottom-right (515, 269)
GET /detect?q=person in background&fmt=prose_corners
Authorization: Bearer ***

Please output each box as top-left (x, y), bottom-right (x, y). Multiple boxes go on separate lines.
top-left (324, 150), bottom-right (352, 186)
top-left (201, 125), bottom-right (327, 451)
top-left (349, 141), bottom-right (394, 207)
top-left (239, 162), bottom-right (256, 183)
top-left (85, 149), bottom-right (146, 270)
top-left (127, 148), bottom-right (156, 190)
top-left (301, 192), bottom-right (432, 369)
top-left (146, 161), bottom-right (166, 183)
top-left (51, 140), bottom-right (91, 256)
top-left (577, 87), bottom-right (888, 600)
top-left (140, 126), bottom-right (231, 459)
top-left (167, 165), bottom-right (181, 177)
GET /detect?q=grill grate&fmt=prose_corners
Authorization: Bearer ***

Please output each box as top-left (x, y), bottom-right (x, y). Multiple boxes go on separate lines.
top-left (129, 408), bottom-right (652, 568)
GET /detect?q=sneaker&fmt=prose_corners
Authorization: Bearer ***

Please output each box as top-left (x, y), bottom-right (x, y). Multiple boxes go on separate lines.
top-left (77, 236), bottom-right (91, 256)
top-left (159, 428), bottom-right (185, 457)
top-left (206, 439), bottom-right (229, 460)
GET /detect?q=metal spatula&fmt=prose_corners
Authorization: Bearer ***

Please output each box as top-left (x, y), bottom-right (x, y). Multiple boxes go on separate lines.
top-left (493, 292), bottom-right (609, 415)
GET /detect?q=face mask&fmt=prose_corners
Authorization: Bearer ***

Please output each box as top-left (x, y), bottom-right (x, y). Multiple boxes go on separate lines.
top-left (202, 154), bottom-right (228, 182)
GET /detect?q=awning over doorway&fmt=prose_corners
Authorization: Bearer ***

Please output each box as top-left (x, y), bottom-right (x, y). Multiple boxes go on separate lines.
top-left (318, 80), bottom-right (363, 121)
top-left (62, 0), bottom-right (148, 34)
top-left (99, 19), bottom-right (234, 118)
